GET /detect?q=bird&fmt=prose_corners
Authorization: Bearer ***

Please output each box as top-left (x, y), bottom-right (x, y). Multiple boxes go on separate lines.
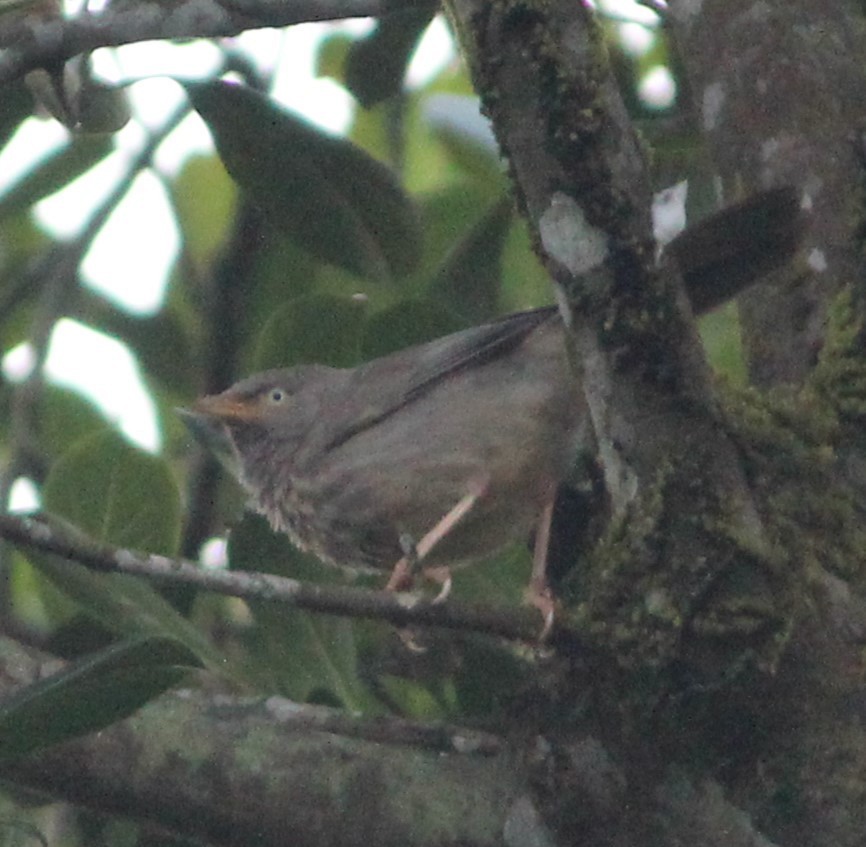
top-left (181, 187), bottom-right (804, 628)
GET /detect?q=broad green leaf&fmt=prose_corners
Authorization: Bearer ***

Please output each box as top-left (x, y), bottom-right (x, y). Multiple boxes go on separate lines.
top-left (25, 544), bottom-right (229, 674)
top-left (0, 215), bottom-right (50, 347)
top-left (43, 429), bottom-right (180, 555)
top-left (241, 228), bottom-right (319, 356)
top-left (185, 80), bottom-right (422, 281)
top-left (454, 545), bottom-right (531, 608)
top-left (418, 185), bottom-right (498, 272)
top-left (243, 600), bottom-right (378, 712)
top-left (42, 614), bottom-right (115, 659)
top-left (360, 298), bottom-right (463, 359)
top-left (499, 218), bottom-right (553, 312)
top-left (229, 515), bottom-right (380, 712)
top-left (9, 549), bottom-right (79, 632)
top-left (169, 153), bottom-right (238, 271)
top-left (700, 302), bottom-right (746, 384)
top-left (373, 184), bottom-right (493, 300)
top-left (315, 32), bottom-right (354, 82)
top-left (345, 3), bottom-right (437, 107)
top-left (427, 196), bottom-right (513, 322)
top-left (376, 675), bottom-right (448, 720)
top-left (349, 89), bottom-right (453, 196)
top-left (0, 80), bottom-right (30, 150)
top-left (253, 294), bottom-right (367, 370)
top-left (0, 636), bottom-right (203, 761)
top-left (39, 385), bottom-right (110, 460)
top-left (35, 431), bottom-right (231, 674)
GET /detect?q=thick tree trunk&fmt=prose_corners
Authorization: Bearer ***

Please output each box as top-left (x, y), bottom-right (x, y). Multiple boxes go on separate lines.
top-left (668, 0), bottom-right (866, 387)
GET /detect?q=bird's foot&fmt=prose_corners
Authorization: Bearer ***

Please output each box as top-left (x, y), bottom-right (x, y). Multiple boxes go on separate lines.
top-left (421, 564), bottom-right (453, 604)
top-left (384, 476), bottom-right (488, 597)
top-left (384, 556), bottom-right (452, 604)
top-left (525, 581), bottom-right (556, 642)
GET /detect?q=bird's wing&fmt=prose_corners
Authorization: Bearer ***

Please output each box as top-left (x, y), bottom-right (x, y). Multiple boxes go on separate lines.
top-left (322, 305), bottom-right (559, 451)
top-left (404, 305), bottom-right (557, 401)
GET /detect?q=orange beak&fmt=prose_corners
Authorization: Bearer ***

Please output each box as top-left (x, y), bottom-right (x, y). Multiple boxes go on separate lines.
top-left (192, 393), bottom-right (260, 422)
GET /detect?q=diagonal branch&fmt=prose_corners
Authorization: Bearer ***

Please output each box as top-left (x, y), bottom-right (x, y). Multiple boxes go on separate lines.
top-left (0, 0), bottom-right (384, 86)
top-left (0, 512), bottom-right (580, 646)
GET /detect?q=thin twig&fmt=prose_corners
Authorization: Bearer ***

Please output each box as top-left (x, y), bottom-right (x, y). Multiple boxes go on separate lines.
top-left (0, 512), bottom-right (567, 644)
top-left (256, 694), bottom-right (504, 754)
top-left (634, 0), bottom-right (667, 17)
top-left (0, 0), bottom-right (384, 86)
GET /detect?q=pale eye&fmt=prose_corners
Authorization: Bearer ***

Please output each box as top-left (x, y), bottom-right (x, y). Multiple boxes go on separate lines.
top-left (268, 388), bottom-right (286, 404)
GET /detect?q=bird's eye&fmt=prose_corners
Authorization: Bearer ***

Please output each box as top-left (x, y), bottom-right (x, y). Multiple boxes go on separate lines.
top-left (268, 388), bottom-right (286, 404)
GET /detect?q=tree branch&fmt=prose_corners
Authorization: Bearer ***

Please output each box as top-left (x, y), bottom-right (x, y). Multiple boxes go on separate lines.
top-left (0, 636), bottom-right (784, 847)
top-left (0, 513), bottom-right (577, 645)
top-left (0, 0), bottom-right (384, 86)
top-left (0, 638), bottom-right (521, 847)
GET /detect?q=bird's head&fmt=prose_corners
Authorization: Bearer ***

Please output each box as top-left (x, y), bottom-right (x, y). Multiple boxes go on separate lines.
top-left (178, 366), bottom-right (334, 489)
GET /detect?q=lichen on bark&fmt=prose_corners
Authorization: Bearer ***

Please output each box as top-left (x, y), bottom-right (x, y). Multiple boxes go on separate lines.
top-left (569, 289), bottom-right (866, 706)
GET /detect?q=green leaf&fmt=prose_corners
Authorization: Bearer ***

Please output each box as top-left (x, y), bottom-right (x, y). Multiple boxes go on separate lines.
top-left (169, 153), bottom-right (238, 271)
top-left (315, 32), bottom-right (354, 82)
top-left (43, 429), bottom-right (180, 555)
top-left (427, 196), bottom-right (513, 322)
top-left (348, 91), bottom-right (437, 196)
top-left (454, 545), bottom-right (531, 608)
top-left (39, 385), bottom-right (111, 460)
top-left (415, 185), bottom-right (499, 282)
top-left (499, 218), bottom-right (553, 312)
top-left (34, 431), bottom-right (232, 674)
top-left (360, 298), bottom-right (464, 359)
top-left (345, 3), bottom-right (437, 107)
top-left (240, 229), bottom-right (320, 361)
top-left (0, 215), bottom-right (50, 346)
top-left (0, 636), bottom-right (203, 761)
top-left (377, 675), bottom-right (448, 720)
top-left (253, 294), bottom-right (367, 370)
top-left (699, 302), bottom-right (746, 384)
top-left (185, 80), bottom-right (422, 281)
top-left (26, 544), bottom-right (230, 675)
top-left (229, 515), bottom-right (380, 712)
top-left (0, 80), bottom-right (31, 151)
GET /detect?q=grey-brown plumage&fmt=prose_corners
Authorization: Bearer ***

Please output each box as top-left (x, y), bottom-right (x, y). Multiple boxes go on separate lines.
top-left (186, 307), bottom-right (583, 576)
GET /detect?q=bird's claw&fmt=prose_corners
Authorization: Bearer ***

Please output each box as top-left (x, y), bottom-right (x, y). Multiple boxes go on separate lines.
top-left (526, 583), bottom-right (556, 643)
top-left (423, 565), bottom-right (453, 604)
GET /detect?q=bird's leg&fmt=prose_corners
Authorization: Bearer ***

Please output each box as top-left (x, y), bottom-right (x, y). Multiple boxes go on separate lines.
top-left (383, 534), bottom-right (419, 593)
top-left (527, 497), bottom-right (556, 640)
top-left (385, 475), bottom-right (489, 602)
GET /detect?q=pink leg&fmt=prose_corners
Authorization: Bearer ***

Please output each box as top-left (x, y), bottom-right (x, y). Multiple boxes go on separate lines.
top-left (527, 497), bottom-right (556, 640)
top-left (385, 476), bottom-right (488, 600)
